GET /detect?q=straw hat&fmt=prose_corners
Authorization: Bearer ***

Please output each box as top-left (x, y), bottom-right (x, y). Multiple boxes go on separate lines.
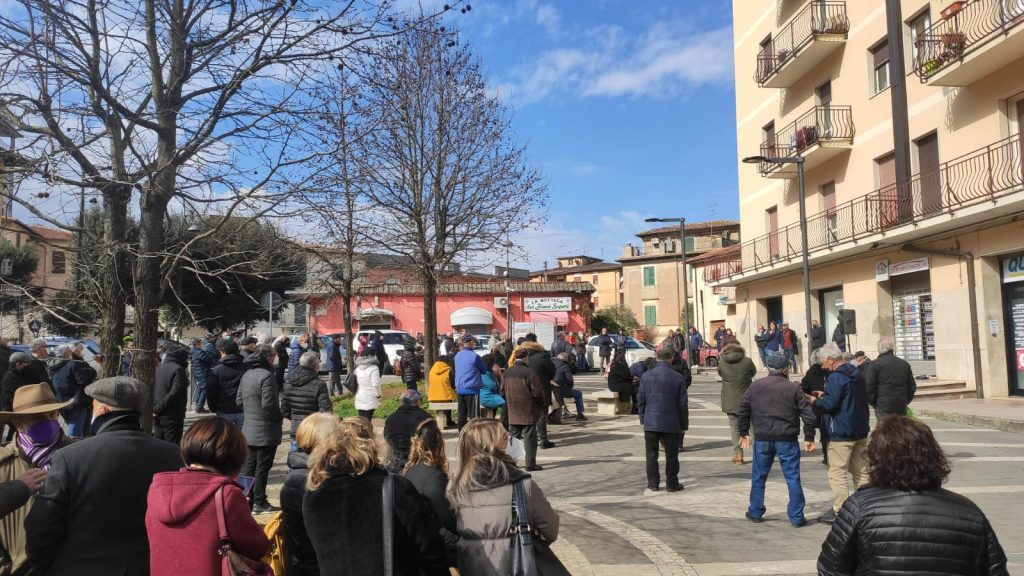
top-left (0, 383), bottom-right (73, 421)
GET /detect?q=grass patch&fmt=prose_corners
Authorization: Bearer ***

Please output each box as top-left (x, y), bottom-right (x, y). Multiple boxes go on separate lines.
top-left (332, 381), bottom-right (439, 419)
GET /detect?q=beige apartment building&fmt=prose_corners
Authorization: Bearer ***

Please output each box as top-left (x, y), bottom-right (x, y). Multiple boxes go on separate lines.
top-left (708, 0), bottom-right (1024, 398)
top-left (620, 221), bottom-right (740, 340)
top-left (530, 255), bottom-right (622, 311)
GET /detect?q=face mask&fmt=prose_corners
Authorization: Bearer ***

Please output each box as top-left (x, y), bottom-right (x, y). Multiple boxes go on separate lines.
top-left (506, 435), bottom-right (526, 462)
top-left (25, 419), bottom-right (61, 445)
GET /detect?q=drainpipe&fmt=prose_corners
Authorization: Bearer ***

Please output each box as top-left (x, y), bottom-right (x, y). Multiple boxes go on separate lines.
top-left (901, 244), bottom-right (984, 399)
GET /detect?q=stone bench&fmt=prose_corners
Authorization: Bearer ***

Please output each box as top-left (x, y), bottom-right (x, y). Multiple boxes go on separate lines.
top-left (431, 402), bottom-right (458, 429)
top-left (588, 390), bottom-right (632, 416)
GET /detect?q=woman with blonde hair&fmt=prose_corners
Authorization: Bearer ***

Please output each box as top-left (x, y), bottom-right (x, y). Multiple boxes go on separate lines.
top-left (303, 418), bottom-right (448, 576)
top-left (281, 413), bottom-right (339, 576)
top-left (449, 419), bottom-right (561, 574)
top-left (404, 419), bottom-right (458, 567)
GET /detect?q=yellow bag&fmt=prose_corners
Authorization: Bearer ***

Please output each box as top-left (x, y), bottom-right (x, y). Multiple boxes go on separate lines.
top-left (262, 511), bottom-right (290, 576)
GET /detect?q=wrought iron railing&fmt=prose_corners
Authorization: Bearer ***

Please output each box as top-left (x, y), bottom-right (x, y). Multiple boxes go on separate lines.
top-left (755, 1), bottom-right (849, 85)
top-left (759, 105), bottom-right (855, 175)
top-left (704, 133), bottom-right (1024, 282)
top-left (913, 0), bottom-right (1024, 81)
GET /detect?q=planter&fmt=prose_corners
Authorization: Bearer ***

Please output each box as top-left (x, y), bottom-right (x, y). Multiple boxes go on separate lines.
top-left (940, 1), bottom-right (966, 20)
top-left (922, 59), bottom-right (941, 75)
top-left (941, 32), bottom-right (966, 59)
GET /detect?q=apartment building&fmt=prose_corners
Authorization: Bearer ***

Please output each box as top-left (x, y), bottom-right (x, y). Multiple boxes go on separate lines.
top-left (709, 0), bottom-right (1024, 397)
top-left (620, 220), bottom-right (740, 340)
top-left (529, 255), bottom-right (623, 311)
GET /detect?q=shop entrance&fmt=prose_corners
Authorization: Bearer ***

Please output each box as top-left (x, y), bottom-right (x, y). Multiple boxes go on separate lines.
top-left (763, 296), bottom-right (783, 326)
top-left (891, 269), bottom-right (935, 376)
top-left (1001, 253), bottom-right (1024, 396)
top-left (818, 287), bottom-right (844, 350)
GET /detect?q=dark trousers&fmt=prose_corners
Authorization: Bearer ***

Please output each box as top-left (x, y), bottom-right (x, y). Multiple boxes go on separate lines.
top-left (358, 409), bottom-right (375, 421)
top-left (509, 424), bottom-right (538, 468)
top-left (689, 349), bottom-right (699, 366)
top-left (536, 405), bottom-right (550, 442)
top-left (153, 416), bottom-right (184, 446)
top-left (242, 444), bottom-right (277, 506)
top-left (644, 431), bottom-right (680, 490)
top-left (329, 371), bottom-right (343, 396)
top-left (458, 393), bottom-right (479, 430)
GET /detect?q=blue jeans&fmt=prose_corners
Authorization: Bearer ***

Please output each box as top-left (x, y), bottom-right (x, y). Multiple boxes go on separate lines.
top-left (758, 347), bottom-right (768, 368)
top-left (748, 439), bottom-right (805, 524)
top-left (218, 412), bottom-right (244, 427)
top-left (61, 405), bottom-right (91, 439)
top-left (784, 347), bottom-right (796, 371)
top-left (559, 388), bottom-right (585, 414)
top-left (194, 380), bottom-right (207, 411)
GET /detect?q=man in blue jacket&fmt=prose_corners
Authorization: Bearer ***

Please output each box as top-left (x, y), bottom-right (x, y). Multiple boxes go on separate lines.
top-left (190, 338), bottom-right (216, 414)
top-left (807, 342), bottom-right (869, 525)
top-left (688, 328), bottom-right (704, 367)
top-left (454, 334), bottom-right (488, 430)
top-left (638, 348), bottom-right (688, 492)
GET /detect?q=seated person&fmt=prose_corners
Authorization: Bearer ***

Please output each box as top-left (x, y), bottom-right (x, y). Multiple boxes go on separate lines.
top-left (553, 353), bottom-right (586, 422)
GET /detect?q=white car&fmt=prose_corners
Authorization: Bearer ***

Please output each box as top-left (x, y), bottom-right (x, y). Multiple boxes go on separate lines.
top-left (439, 334), bottom-right (491, 358)
top-left (585, 335), bottom-right (656, 367)
top-left (355, 329), bottom-right (412, 366)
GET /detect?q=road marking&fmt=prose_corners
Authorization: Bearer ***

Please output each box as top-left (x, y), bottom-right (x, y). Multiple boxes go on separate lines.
top-left (948, 485), bottom-right (1024, 495)
top-left (692, 560), bottom-right (818, 576)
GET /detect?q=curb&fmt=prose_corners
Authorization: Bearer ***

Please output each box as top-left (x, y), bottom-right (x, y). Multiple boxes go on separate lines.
top-left (914, 409), bottom-right (1024, 434)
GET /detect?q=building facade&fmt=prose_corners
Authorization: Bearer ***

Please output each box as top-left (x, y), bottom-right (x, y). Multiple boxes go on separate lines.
top-left (530, 255), bottom-right (623, 311)
top-left (620, 220), bottom-right (740, 340)
top-left (710, 0), bottom-right (1024, 397)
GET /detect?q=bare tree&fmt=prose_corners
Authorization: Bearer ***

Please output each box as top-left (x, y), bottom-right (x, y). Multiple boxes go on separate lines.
top-left (355, 22), bottom-right (547, 367)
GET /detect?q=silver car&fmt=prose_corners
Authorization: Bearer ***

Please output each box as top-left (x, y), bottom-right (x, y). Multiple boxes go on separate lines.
top-left (585, 335), bottom-right (656, 367)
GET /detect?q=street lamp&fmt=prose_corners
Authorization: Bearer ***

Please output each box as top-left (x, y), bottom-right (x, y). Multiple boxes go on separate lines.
top-left (742, 155), bottom-right (812, 359)
top-left (644, 216), bottom-right (689, 335)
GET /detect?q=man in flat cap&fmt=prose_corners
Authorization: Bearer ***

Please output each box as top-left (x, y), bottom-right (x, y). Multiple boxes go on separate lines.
top-left (25, 377), bottom-right (183, 575)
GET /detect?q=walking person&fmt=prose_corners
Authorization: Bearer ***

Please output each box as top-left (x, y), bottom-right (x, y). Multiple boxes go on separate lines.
top-left (737, 351), bottom-right (818, 527)
top-left (281, 413), bottom-right (338, 576)
top-left (206, 339), bottom-right (247, 427)
top-left (281, 351), bottom-right (332, 451)
top-left (449, 419), bottom-right (560, 575)
top-left (353, 343), bottom-right (382, 421)
top-left (718, 343), bottom-right (757, 464)
top-left (47, 342), bottom-right (96, 438)
top-left (807, 342), bottom-right (870, 525)
top-left (596, 328), bottom-right (613, 374)
top-left (455, 334), bottom-right (487, 430)
top-left (146, 417), bottom-right (269, 576)
top-left (303, 418), bottom-right (449, 576)
top-left (25, 377), bottom-right (183, 575)
top-left (638, 348), bottom-right (688, 492)
top-left (326, 334), bottom-right (344, 397)
top-left (503, 348), bottom-right (545, 471)
top-left (687, 327), bottom-right (704, 367)
top-left (153, 346), bottom-right (190, 445)
top-left (236, 344), bottom-right (283, 513)
top-left (818, 416), bottom-right (1008, 575)
top-left (863, 337), bottom-right (916, 422)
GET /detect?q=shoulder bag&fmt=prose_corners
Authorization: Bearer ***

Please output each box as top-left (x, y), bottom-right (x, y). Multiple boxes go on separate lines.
top-left (510, 480), bottom-right (571, 576)
top-left (215, 487), bottom-right (273, 576)
top-left (382, 474), bottom-right (395, 576)
top-left (343, 371), bottom-right (358, 395)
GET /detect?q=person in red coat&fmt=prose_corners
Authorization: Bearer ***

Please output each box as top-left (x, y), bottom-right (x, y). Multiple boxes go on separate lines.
top-left (146, 417), bottom-right (269, 576)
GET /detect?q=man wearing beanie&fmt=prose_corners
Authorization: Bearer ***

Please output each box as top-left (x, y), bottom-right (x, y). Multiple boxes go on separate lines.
top-left (737, 350), bottom-right (817, 527)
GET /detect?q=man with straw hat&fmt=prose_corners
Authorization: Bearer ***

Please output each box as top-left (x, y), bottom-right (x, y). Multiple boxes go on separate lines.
top-left (0, 383), bottom-right (75, 573)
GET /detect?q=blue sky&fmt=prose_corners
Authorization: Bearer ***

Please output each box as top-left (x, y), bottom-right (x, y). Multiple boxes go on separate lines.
top-left (451, 0), bottom-right (740, 269)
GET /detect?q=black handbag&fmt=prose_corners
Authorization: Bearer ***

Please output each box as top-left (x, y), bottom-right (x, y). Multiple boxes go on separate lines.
top-left (509, 480), bottom-right (540, 576)
top-left (382, 474), bottom-right (395, 576)
top-left (343, 372), bottom-right (358, 395)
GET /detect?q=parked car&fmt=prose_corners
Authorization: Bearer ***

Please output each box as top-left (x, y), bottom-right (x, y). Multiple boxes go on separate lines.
top-left (699, 345), bottom-right (720, 367)
top-left (585, 335), bottom-right (655, 367)
top-left (43, 337), bottom-right (103, 369)
top-left (354, 329), bottom-right (412, 372)
top-left (317, 333), bottom-right (350, 374)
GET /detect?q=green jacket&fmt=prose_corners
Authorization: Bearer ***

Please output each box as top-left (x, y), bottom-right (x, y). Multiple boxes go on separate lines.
top-left (718, 344), bottom-right (757, 414)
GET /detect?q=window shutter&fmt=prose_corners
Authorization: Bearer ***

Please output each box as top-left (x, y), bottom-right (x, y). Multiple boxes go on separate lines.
top-left (873, 41), bottom-right (890, 68)
top-left (877, 153), bottom-right (896, 188)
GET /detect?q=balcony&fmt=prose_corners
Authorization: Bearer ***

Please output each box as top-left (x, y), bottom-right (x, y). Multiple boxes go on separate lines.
top-left (755, 1), bottom-right (849, 88)
top-left (705, 133), bottom-right (1024, 284)
top-left (757, 105), bottom-right (855, 179)
top-left (913, 0), bottom-right (1024, 86)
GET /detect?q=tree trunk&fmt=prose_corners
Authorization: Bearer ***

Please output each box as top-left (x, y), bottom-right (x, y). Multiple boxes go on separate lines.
top-left (98, 189), bottom-right (130, 378)
top-left (132, 187), bottom-right (171, 433)
top-left (422, 271), bottom-right (437, 369)
top-left (341, 286), bottom-right (355, 373)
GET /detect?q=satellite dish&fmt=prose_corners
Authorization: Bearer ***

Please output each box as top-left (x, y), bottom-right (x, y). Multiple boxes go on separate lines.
top-left (260, 292), bottom-right (283, 310)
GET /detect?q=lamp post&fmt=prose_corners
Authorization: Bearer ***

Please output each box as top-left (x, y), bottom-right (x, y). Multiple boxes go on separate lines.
top-left (742, 155), bottom-right (812, 360)
top-left (504, 239), bottom-right (512, 343)
top-left (644, 217), bottom-right (689, 334)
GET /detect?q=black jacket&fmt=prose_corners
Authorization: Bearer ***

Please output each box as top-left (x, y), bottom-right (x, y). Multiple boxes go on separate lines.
top-left (281, 452), bottom-right (319, 576)
top-left (383, 405), bottom-right (432, 473)
top-left (737, 373), bottom-right (816, 442)
top-left (238, 356), bottom-right (283, 447)
top-left (281, 366), bottom-right (331, 436)
top-left (153, 348), bottom-right (189, 418)
top-left (0, 344), bottom-right (12, 384)
top-left (669, 352), bottom-right (693, 387)
top-left (207, 353), bottom-right (247, 414)
top-left (525, 344), bottom-right (555, 408)
top-left (302, 467), bottom-right (448, 576)
top-left (809, 325), bottom-right (826, 351)
top-left (47, 357), bottom-right (96, 410)
top-left (801, 364), bottom-right (827, 395)
top-left (274, 339), bottom-right (290, 388)
top-left (818, 486), bottom-right (1008, 576)
top-left (404, 462), bottom-right (458, 563)
top-left (1, 361), bottom-right (51, 412)
top-left (864, 351), bottom-right (916, 415)
top-left (607, 362), bottom-right (634, 402)
top-left (596, 335), bottom-right (613, 357)
top-left (400, 346), bottom-right (423, 387)
top-left (25, 412), bottom-right (183, 575)
top-left (552, 358), bottom-right (573, 389)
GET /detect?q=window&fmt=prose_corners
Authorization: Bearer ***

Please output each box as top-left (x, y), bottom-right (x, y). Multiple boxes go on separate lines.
top-left (642, 266), bottom-right (655, 287)
top-left (51, 251), bottom-right (66, 274)
top-left (644, 305), bottom-right (657, 327)
top-left (908, 10), bottom-right (931, 67)
top-left (871, 40), bottom-right (891, 94)
top-left (593, 297), bottom-right (599, 308)
top-left (821, 182), bottom-right (838, 245)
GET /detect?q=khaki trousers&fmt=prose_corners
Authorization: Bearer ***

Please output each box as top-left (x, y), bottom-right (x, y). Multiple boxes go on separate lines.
top-left (827, 439), bottom-right (868, 512)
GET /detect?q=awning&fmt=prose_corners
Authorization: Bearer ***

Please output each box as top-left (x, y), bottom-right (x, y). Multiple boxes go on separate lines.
top-left (450, 306), bottom-right (494, 327)
top-left (530, 311), bottom-right (569, 325)
top-left (357, 307), bottom-right (395, 320)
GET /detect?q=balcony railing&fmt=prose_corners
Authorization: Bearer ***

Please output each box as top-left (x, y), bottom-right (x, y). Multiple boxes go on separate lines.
top-left (755, 1), bottom-right (849, 86)
top-left (705, 133), bottom-right (1024, 283)
top-left (913, 0), bottom-right (1024, 82)
top-left (758, 105), bottom-right (855, 175)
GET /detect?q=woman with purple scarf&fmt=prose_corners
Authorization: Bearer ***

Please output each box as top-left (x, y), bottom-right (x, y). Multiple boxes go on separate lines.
top-left (0, 383), bottom-right (74, 572)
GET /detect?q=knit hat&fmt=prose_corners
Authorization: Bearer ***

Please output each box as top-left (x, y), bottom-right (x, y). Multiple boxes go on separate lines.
top-left (765, 351), bottom-right (789, 370)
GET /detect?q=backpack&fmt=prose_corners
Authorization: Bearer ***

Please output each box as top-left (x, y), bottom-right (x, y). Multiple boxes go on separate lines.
top-left (262, 511), bottom-right (290, 576)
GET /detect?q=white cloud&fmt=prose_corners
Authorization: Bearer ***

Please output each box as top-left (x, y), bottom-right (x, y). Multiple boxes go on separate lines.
top-left (535, 4), bottom-right (561, 35)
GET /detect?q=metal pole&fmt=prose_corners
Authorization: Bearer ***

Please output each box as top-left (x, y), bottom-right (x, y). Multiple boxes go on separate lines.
top-left (505, 240), bottom-right (512, 342)
top-left (797, 159), bottom-right (813, 368)
top-left (679, 220), bottom-right (689, 332)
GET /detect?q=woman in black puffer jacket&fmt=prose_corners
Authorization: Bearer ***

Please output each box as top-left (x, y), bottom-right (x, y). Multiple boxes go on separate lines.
top-left (281, 351), bottom-right (332, 442)
top-left (399, 337), bottom-right (424, 391)
top-left (818, 415), bottom-right (1007, 576)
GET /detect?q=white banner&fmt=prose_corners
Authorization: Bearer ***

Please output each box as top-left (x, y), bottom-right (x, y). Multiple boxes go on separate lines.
top-left (523, 297), bottom-right (571, 312)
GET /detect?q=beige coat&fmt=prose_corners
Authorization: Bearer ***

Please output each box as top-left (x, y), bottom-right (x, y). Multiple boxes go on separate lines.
top-left (0, 442), bottom-right (33, 574)
top-left (455, 469), bottom-right (559, 574)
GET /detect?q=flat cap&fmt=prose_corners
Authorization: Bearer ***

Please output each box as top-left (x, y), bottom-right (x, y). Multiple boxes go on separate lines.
top-left (85, 376), bottom-right (148, 411)
top-left (766, 351), bottom-right (790, 370)
top-left (9, 352), bottom-right (31, 365)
